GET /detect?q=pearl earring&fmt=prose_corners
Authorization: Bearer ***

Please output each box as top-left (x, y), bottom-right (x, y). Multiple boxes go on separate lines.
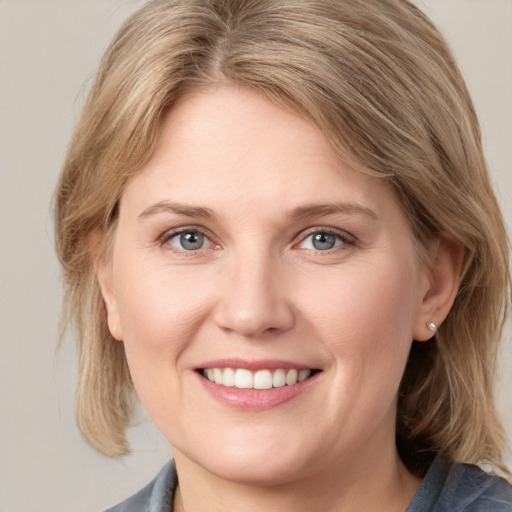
top-left (426, 321), bottom-right (437, 334)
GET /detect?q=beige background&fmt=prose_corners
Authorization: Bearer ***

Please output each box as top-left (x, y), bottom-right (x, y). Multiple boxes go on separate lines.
top-left (0, 1), bottom-right (510, 511)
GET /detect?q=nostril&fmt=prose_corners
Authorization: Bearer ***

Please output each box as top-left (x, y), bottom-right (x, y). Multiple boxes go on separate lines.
top-left (212, 273), bottom-right (295, 337)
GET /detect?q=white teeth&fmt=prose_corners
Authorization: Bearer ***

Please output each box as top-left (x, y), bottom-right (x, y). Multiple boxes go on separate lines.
top-left (223, 367), bottom-right (235, 387)
top-left (213, 368), bottom-right (223, 384)
top-left (285, 369), bottom-right (298, 386)
top-left (202, 367), bottom-right (313, 389)
top-left (272, 369), bottom-right (286, 388)
top-left (298, 369), bottom-right (311, 382)
top-left (254, 370), bottom-right (273, 389)
top-left (234, 369), bottom-right (254, 389)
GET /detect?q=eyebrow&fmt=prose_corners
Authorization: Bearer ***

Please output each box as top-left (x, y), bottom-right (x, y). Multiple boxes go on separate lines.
top-left (138, 201), bottom-right (215, 220)
top-left (290, 202), bottom-right (378, 220)
top-left (138, 200), bottom-right (377, 222)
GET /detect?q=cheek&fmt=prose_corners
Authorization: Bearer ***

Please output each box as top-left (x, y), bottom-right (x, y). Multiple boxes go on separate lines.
top-left (112, 253), bottom-right (215, 361)
top-left (111, 258), bottom-right (216, 422)
top-left (302, 257), bottom-right (419, 372)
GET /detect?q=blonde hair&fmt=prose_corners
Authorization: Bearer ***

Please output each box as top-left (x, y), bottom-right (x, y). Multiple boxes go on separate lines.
top-left (54, 0), bottom-right (510, 473)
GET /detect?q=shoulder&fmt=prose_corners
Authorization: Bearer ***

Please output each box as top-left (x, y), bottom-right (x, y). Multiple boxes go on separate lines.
top-left (409, 458), bottom-right (512, 512)
top-left (103, 460), bottom-right (177, 512)
top-left (442, 463), bottom-right (512, 511)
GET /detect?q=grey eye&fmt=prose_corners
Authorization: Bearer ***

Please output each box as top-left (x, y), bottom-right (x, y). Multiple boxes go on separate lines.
top-left (170, 231), bottom-right (206, 250)
top-left (311, 232), bottom-right (337, 250)
top-left (301, 231), bottom-right (344, 251)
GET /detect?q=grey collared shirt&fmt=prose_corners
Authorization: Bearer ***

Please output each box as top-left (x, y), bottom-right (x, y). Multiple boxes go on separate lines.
top-left (104, 458), bottom-right (512, 511)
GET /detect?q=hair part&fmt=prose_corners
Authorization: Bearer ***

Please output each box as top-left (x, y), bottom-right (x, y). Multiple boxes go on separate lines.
top-left (55, 0), bottom-right (510, 472)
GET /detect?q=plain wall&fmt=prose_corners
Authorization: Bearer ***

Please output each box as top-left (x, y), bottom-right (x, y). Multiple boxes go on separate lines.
top-left (0, 1), bottom-right (510, 511)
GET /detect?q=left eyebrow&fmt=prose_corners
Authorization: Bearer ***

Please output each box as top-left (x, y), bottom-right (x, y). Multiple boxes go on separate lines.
top-left (138, 201), bottom-right (215, 221)
top-left (290, 202), bottom-right (378, 220)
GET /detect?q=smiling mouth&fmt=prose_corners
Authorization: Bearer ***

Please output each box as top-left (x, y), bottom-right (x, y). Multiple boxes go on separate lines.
top-left (200, 368), bottom-right (320, 389)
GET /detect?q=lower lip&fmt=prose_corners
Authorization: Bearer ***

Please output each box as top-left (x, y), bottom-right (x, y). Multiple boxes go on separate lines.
top-left (196, 372), bottom-right (320, 411)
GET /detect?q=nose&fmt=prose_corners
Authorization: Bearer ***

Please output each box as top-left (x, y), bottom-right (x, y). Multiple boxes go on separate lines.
top-left (213, 251), bottom-right (295, 338)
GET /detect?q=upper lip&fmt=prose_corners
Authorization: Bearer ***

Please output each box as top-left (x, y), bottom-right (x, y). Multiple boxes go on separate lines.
top-left (196, 358), bottom-right (317, 371)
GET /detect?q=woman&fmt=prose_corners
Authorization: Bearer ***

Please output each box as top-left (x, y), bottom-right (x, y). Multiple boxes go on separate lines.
top-left (54, 0), bottom-right (512, 510)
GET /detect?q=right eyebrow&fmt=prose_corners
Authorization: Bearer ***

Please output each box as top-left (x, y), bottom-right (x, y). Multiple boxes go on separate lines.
top-left (137, 201), bottom-right (215, 221)
top-left (290, 202), bottom-right (378, 221)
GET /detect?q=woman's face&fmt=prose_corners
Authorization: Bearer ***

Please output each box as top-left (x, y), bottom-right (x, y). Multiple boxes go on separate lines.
top-left (101, 85), bottom-right (432, 485)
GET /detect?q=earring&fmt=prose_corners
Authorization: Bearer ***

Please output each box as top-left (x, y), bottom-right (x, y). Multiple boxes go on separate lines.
top-left (426, 321), bottom-right (437, 334)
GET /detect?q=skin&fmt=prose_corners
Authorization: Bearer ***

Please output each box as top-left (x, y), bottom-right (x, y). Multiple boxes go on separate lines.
top-left (99, 85), bottom-right (461, 511)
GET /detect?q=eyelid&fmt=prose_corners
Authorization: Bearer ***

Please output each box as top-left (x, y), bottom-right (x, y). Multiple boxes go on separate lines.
top-left (295, 226), bottom-right (357, 250)
top-left (156, 224), bottom-right (356, 255)
top-left (158, 225), bottom-right (218, 253)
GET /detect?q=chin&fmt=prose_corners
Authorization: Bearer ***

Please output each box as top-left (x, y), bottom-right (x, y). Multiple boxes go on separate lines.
top-left (210, 455), bottom-right (309, 486)
top-left (179, 437), bottom-right (313, 486)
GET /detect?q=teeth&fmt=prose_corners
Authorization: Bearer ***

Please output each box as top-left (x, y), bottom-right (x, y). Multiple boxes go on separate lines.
top-left (202, 368), bottom-right (312, 389)
top-left (223, 367), bottom-right (235, 387)
top-left (254, 370), bottom-right (273, 389)
top-left (272, 369), bottom-right (286, 388)
top-left (234, 369), bottom-right (253, 389)
top-left (213, 368), bottom-right (223, 384)
top-left (285, 369), bottom-right (298, 385)
top-left (298, 369), bottom-right (311, 382)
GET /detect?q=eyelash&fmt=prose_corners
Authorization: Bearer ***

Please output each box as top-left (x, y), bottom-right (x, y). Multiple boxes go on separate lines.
top-left (158, 226), bottom-right (356, 255)
top-left (159, 227), bottom-right (218, 255)
top-left (297, 227), bottom-right (356, 253)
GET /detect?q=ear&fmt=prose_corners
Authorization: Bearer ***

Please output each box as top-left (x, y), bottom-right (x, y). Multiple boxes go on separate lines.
top-left (90, 233), bottom-right (123, 341)
top-left (413, 236), bottom-right (464, 341)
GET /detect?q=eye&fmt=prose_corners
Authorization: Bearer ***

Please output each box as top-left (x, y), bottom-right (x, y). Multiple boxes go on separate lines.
top-left (166, 230), bottom-right (212, 251)
top-left (299, 230), bottom-right (351, 251)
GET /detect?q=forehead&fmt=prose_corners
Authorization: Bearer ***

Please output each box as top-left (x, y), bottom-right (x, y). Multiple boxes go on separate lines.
top-left (120, 85), bottom-right (401, 223)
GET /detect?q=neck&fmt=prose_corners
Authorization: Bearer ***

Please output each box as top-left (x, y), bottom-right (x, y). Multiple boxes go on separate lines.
top-left (173, 444), bottom-right (421, 512)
